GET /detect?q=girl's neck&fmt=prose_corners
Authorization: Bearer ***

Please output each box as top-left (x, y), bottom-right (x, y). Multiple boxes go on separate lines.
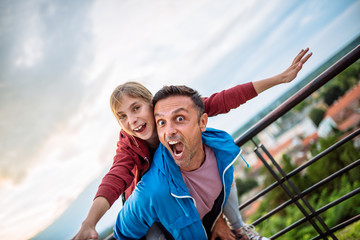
top-left (146, 134), bottom-right (160, 150)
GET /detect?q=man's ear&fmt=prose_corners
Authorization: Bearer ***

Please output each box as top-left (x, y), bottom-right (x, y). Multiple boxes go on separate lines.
top-left (199, 113), bottom-right (208, 132)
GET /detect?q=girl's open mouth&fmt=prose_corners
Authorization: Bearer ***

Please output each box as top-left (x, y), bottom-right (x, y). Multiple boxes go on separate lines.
top-left (133, 123), bottom-right (146, 133)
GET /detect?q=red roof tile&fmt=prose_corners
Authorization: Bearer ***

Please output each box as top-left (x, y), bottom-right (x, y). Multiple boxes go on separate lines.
top-left (326, 83), bottom-right (360, 119)
top-left (302, 132), bottom-right (318, 146)
top-left (338, 113), bottom-right (360, 131)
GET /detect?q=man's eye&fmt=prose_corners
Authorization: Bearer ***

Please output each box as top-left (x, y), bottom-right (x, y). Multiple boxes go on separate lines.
top-left (176, 116), bottom-right (184, 122)
top-left (157, 120), bottom-right (165, 126)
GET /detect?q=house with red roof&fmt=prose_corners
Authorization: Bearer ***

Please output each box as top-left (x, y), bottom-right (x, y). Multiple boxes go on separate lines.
top-left (318, 83), bottom-right (360, 137)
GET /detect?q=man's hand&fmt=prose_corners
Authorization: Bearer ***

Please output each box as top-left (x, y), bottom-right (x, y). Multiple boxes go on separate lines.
top-left (72, 223), bottom-right (98, 240)
top-left (210, 215), bottom-right (236, 240)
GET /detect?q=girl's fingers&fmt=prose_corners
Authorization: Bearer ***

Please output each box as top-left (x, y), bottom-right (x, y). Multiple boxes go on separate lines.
top-left (301, 52), bottom-right (312, 64)
top-left (293, 48), bottom-right (310, 64)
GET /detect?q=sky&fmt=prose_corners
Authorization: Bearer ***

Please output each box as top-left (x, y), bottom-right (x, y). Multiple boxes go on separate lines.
top-left (0, 0), bottom-right (359, 239)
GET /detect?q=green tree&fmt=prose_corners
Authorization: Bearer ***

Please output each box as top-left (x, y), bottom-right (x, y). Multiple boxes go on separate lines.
top-left (323, 84), bottom-right (343, 106)
top-left (235, 177), bottom-right (258, 201)
top-left (309, 108), bottom-right (325, 127)
top-left (320, 59), bottom-right (360, 106)
top-left (249, 133), bottom-right (360, 239)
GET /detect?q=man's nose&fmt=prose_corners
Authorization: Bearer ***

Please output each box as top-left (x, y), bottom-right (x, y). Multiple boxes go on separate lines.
top-left (165, 122), bottom-right (177, 136)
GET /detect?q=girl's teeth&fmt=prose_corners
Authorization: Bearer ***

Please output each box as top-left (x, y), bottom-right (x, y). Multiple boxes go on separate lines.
top-left (134, 124), bottom-right (145, 132)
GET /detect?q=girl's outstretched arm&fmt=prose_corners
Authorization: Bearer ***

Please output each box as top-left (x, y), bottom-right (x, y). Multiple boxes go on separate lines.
top-left (203, 48), bottom-right (312, 116)
top-left (72, 197), bottom-right (110, 240)
top-left (253, 48), bottom-right (312, 94)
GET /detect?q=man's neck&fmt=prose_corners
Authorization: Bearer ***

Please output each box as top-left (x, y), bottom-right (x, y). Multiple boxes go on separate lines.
top-left (183, 144), bottom-right (206, 172)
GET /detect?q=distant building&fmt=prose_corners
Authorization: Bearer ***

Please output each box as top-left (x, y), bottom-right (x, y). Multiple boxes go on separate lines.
top-left (318, 83), bottom-right (360, 137)
top-left (235, 83), bottom-right (360, 182)
top-left (257, 116), bottom-right (317, 156)
top-left (235, 115), bottom-right (317, 180)
top-left (318, 116), bottom-right (337, 138)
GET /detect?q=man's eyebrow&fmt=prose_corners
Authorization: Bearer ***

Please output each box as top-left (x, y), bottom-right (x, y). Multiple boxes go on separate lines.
top-left (154, 107), bottom-right (189, 117)
top-left (172, 107), bottom-right (189, 115)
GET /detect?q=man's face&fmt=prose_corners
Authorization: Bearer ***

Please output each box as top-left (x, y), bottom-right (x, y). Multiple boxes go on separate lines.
top-left (154, 95), bottom-right (208, 171)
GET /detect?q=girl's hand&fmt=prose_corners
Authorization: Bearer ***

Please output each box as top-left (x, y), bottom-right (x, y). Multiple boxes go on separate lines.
top-left (281, 48), bottom-right (312, 83)
top-left (72, 223), bottom-right (98, 240)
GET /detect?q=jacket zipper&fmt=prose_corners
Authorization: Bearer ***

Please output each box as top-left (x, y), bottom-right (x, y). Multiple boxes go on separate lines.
top-left (171, 193), bottom-right (208, 239)
top-left (211, 149), bottom-right (244, 232)
top-left (170, 193), bottom-right (195, 217)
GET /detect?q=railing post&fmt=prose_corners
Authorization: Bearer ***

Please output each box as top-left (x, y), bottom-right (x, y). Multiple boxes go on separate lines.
top-left (251, 140), bottom-right (331, 239)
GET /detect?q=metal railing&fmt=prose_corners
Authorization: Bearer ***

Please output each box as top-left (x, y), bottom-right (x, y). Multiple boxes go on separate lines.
top-left (234, 45), bottom-right (360, 239)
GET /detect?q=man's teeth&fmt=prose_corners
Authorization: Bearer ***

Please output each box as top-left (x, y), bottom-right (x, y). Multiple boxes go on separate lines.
top-left (169, 140), bottom-right (179, 145)
top-left (169, 141), bottom-right (182, 157)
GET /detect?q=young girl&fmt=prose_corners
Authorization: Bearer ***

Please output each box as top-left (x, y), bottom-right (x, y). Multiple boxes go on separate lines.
top-left (73, 48), bottom-right (311, 240)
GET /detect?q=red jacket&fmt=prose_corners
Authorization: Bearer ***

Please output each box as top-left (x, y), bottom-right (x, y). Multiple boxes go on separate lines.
top-left (95, 82), bottom-right (257, 206)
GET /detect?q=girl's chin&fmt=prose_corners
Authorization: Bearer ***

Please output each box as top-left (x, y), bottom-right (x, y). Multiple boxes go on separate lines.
top-left (141, 131), bottom-right (158, 142)
top-left (136, 131), bottom-right (151, 140)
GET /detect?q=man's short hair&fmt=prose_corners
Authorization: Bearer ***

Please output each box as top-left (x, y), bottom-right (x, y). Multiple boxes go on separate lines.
top-left (153, 85), bottom-right (205, 119)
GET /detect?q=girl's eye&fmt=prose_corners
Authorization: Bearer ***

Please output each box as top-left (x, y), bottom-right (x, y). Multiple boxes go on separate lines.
top-left (119, 114), bottom-right (127, 120)
top-left (157, 120), bottom-right (165, 126)
top-left (133, 106), bottom-right (140, 111)
top-left (176, 116), bottom-right (184, 122)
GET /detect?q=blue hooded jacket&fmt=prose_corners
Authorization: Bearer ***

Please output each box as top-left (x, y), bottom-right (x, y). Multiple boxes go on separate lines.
top-left (113, 128), bottom-right (242, 239)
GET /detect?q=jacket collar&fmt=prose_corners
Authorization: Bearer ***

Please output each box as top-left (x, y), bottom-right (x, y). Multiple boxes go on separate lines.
top-left (153, 128), bottom-right (241, 197)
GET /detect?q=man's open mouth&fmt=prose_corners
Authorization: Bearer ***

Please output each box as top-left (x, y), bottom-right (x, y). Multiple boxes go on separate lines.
top-left (168, 140), bottom-right (185, 158)
top-left (133, 123), bottom-right (146, 133)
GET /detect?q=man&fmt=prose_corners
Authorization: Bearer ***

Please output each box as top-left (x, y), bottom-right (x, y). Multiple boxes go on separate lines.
top-left (113, 85), bottom-right (265, 239)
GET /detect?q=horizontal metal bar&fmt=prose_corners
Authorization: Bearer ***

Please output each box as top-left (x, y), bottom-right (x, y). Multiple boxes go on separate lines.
top-left (315, 188), bottom-right (360, 216)
top-left (271, 188), bottom-right (360, 239)
top-left (311, 214), bottom-right (360, 240)
top-left (253, 145), bottom-right (327, 236)
top-left (285, 128), bottom-right (360, 180)
top-left (239, 129), bottom-right (360, 211)
top-left (300, 159), bottom-right (360, 197)
top-left (252, 160), bottom-right (360, 226)
top-left (239, 180), bottom-right (280, 210)
top-left (261, 144), bottom-right (334, 237)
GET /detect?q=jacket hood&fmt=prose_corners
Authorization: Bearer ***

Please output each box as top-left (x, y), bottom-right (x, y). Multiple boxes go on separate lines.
top-left (118, 129), bottom-right (151, 159)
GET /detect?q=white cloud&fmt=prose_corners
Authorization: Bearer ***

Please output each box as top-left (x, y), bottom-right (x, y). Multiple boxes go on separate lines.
top-left (85, 0), bottom-right (269, 89)
top-left (10, 1), bottom-right (45, 68)
top-left (15, 36), bottom-right (43, 67)
top-left (304, 0), bottom-right (360, 64)
top-left (0, 95), bottom-right (119, 239)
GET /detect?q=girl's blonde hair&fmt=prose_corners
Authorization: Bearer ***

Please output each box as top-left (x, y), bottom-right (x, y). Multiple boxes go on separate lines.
top-left (110, 81), bottom-right (153, 123)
